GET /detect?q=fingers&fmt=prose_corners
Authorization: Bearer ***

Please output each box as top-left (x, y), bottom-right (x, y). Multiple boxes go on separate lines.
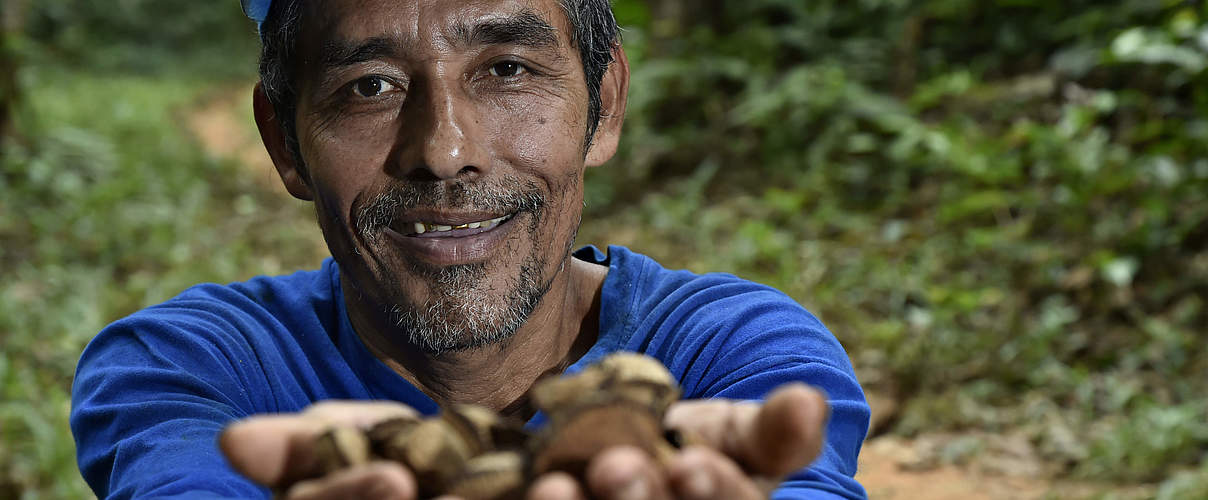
top-left (664, 383), bottom-right (828, 477)
top-left (281, 461), bottom-right (416, 500)
top-left (526, 471), bottom-right (587, 500)
top-left (220, 415), bottom-right (323, 486)
top-left (667, 446), bottom-right (765, 500)
top-left (302, 400), bottom-right (420, 427)
top-left (220, 401), bottom-right (419, 487)
top-left (749, 384), bottom-right (828, 476)
top-left (576, 445), bottom-right (766, 500)
top-left (585, 446), bottom-right (671, 500)
top-left (568, 386), bottom-right (827, 499)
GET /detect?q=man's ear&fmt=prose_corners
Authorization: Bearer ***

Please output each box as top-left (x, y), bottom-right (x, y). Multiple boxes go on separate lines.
top-left (585, 44), bottom-right (630, 167)
top-left (253, 83), bottom-right (313, 201)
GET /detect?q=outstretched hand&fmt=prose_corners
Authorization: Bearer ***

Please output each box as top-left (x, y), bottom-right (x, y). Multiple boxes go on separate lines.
top-left (526, 383), bottom-right (828, 500)
top-left (219, 384), bottom-right (828, 499)
top-left (220, 401), bottom-right (422, 498)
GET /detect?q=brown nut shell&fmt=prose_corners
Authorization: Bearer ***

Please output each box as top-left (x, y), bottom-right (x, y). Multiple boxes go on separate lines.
top-left (530, 402), bottom-right (666, 479)
top-left (445, 451), bottom-right (529, 500)
top-left (313, 426), bottom-right (371, 475)
top-left (366, 414), bottom-right (421, 448)
top-left (443, 404), bottom-right (530, 453)
top-left (531, 353), bottom-right (681, 428)
top-left (377, 418), bottom-right (474, 496)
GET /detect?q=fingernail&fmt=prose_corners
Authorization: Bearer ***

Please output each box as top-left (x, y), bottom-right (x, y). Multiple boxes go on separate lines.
top-left (683, 469), bottom-right (714, 498)
top-left (617, 476), bottom-right (649, 500)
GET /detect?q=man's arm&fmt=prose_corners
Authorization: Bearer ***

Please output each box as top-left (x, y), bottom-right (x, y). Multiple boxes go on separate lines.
top-left (71, 308), bottom-right (272, 499)
top-left (625, 271), bottom-right (871, 499)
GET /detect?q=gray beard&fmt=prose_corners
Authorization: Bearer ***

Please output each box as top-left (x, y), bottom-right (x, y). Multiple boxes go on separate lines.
top-left (386, 256), bottom-right (551, 354)
top-left (350, 176), bottom-right (569, 354)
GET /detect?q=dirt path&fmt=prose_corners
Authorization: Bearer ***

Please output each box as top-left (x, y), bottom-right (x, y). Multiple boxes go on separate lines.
top-left (188, 83), bottom-right (329, 266)
top-left (188, 84), bottom-right (289, 195)
top-left (857, 437), bottom-right (1047, 500)
top-left (187, 86), bottom-right (1144, 500)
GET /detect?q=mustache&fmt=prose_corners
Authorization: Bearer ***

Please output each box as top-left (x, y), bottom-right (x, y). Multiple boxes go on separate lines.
top-left (354, 178), bottom-right (545, 239)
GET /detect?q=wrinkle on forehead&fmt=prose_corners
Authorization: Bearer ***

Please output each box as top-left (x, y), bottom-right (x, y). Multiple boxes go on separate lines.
top-left (303, 0), bottom-right (419, 53)
top-left (305, 0), bottom-right (565, 56)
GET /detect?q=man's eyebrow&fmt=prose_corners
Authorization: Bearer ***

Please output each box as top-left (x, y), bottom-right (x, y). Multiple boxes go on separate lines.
top-left (452, 10), bottom-right (560, 49)
top-left (314, 10), bottom-right (559, 72)
top-left (319, 36), bottom-right (401, 69)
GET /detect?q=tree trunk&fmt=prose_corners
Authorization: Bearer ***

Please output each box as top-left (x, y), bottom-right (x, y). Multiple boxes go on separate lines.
top-left (0, 0), bottom-right (27, 141)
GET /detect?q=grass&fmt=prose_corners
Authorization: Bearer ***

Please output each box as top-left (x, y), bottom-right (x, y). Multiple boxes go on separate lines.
top-left (0, 65), bottom-right (324, 498)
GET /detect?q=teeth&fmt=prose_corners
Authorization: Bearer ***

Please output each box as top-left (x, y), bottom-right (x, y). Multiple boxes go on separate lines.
top-left (480, 215), bottom-right (508, 228)
top-left (411, 215), bottom-right (509, 234)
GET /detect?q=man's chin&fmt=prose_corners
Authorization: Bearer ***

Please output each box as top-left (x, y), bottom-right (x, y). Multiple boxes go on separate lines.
top-left (388, 307), bottom-right (523, 354)
top-left (372, 238), bottom-right (554, 354)
top-left (385, 277), bottom-right (543, 354)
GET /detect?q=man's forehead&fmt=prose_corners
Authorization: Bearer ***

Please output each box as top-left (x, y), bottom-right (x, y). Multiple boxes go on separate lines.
top-left (300, 0), bottom-right (572, 49)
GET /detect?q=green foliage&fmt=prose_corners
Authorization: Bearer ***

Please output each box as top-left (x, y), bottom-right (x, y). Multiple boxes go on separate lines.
top-left (1156, 461), bottom-right (1208, 500)
top-left (0, 70), bottom-right (322, 497)
top-left (582, 0), bottom-right (1208, 488)
top-left (1082, 401), bottom-right (1208, 482)
top-left (1, 4), bottom-right (319, 497)
top-left (24, 0), bottom-right (258, 76)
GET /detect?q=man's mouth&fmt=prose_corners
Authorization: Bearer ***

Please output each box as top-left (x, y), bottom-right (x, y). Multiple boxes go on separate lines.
top-left (401, 213), bottom-right (516, 238)
top-left (380, 210), bottom-right (521, 266)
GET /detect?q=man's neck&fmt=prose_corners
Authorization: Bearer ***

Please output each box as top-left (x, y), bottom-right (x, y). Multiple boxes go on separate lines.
top-left (342, 257), bottom-right (608, 419)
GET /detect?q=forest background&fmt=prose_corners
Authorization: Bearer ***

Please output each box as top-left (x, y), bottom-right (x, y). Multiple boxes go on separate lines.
top-left (1, 0), bottom-right (1205, 498)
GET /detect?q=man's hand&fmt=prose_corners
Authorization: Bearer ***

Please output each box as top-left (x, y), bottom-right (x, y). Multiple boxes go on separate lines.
top-left (220, 401), bottom-right (422, 499)
top-left (526, 383), bottom-right (828, 500)
top-left (219, 384), bottom-right (828, 499)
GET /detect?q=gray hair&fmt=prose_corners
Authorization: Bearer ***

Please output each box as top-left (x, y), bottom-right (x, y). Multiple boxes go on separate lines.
top-left (256, 0), bottom-right (620, 167)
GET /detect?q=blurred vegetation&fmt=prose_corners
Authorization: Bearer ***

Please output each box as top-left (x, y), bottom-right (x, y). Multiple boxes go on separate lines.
top-left (1, 1), bottom-right (319, 497)
top-left (1, 0), bottom-right (1205, 498)
top-left (585, 0), bottom-right (1208, 493)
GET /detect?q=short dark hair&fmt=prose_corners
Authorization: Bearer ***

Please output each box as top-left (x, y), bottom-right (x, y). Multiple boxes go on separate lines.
top-left (257, 0), bottom-right (620, 165)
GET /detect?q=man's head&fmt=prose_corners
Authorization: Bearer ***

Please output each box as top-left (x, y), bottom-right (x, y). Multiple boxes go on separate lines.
top-left (250, 0), bottom-right (629, 353)
top-left (254, 0), bottom-right (621, 165)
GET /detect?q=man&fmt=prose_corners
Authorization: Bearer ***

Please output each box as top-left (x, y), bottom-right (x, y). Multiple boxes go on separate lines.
top-left (70, 0), bottom-right (870, 498)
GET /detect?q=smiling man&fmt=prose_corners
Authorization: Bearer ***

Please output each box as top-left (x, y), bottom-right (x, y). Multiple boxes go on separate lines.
top-left (70, 1), bottom-right (869, 499)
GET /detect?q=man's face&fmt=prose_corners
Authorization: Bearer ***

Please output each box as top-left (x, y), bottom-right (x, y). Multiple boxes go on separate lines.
top-left (284, 0), bottom-right (616, 352)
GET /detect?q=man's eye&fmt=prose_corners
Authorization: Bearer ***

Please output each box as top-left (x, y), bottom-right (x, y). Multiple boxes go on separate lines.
top-left (352, 77), bottom-right (396, 98)
top-left (488, 61), bottom-right (527, 78)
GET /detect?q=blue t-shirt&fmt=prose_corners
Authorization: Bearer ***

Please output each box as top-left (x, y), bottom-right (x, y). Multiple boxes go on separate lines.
top-left (71, 245), bottom-right (869, 499)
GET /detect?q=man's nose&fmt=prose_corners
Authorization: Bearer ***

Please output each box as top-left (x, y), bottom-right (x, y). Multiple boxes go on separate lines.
top-left (394, 80), bottom-right (490, 181)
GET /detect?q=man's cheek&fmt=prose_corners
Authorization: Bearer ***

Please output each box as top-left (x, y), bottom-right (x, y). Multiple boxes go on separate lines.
top-left (501, 125), bottom-right (586, 173)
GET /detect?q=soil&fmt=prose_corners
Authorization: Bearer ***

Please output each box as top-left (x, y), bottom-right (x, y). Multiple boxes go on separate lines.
top-left (188, 86), bottom-right (287, 195)
top-left (857, 437), bottom-right (1048, 500)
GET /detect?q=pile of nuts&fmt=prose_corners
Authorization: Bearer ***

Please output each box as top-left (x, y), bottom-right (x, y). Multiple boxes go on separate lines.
top-left (312, 353), bottom-right (690, 499)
